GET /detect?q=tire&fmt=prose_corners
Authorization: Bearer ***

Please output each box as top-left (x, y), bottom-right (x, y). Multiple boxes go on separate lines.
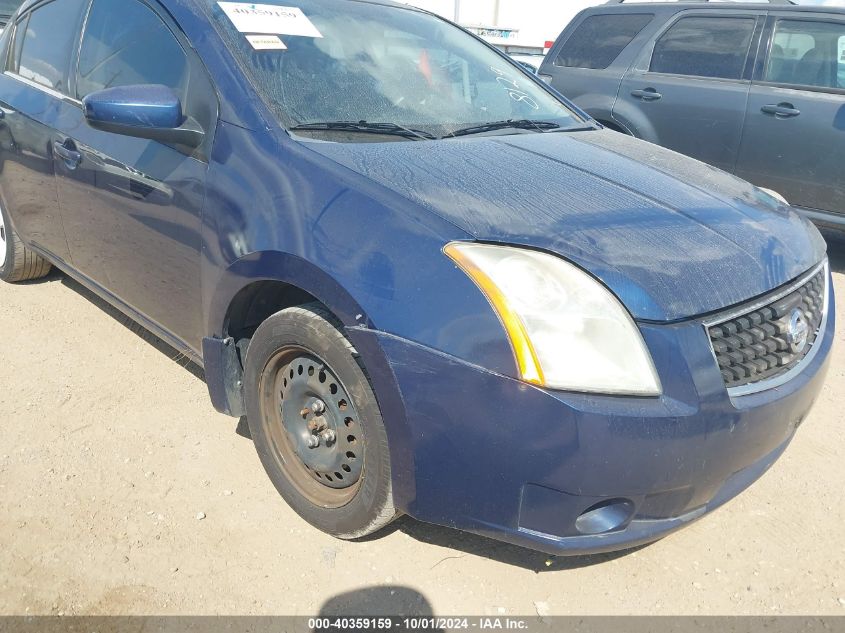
top-left (0, 201), bottom-right (52, 283)
top-left (243, 303), bottom-right (397, 539)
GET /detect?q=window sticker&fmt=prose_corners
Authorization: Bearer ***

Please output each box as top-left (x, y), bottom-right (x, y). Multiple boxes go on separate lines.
top-left (246, 34), bottom-right (287, 50)
top-left (218, 3), bottom-right (322, 38)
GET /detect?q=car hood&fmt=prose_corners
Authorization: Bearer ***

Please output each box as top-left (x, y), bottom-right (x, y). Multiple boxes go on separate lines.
top-left (308, 129), bottom-right (827, 321)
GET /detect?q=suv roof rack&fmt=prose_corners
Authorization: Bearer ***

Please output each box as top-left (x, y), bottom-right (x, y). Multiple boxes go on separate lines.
top-left (604, 0), bottom-right (796, 4)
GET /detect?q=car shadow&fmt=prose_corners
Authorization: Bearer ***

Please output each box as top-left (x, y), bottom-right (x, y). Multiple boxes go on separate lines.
top-left (316, 585), bottom-right (436, 618)
top-left (357, 515), bottom-right (648, 572)
top-left (53, 273), bottom-right (206, 382)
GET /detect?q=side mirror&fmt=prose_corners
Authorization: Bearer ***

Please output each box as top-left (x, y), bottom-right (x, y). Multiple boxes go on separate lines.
top-left (82, 84), bottom-right (203, 148)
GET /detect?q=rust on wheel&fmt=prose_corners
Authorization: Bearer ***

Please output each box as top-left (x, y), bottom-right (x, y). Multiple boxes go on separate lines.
top-left (257, 346), bottom-right (364, 508)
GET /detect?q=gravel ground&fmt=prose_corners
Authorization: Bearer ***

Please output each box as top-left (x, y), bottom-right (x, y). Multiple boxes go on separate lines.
top-left (1, 231), bottom-right (843, 616)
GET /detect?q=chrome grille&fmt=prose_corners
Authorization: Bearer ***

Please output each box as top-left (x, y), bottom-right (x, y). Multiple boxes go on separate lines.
top-left (707, 265), bottom-right (827, 390)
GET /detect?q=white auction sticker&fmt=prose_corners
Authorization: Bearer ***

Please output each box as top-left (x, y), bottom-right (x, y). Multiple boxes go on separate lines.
top-left (246, 34), bottom-right (287, 50)
top-left (218, 2), bottom-right (322, 38)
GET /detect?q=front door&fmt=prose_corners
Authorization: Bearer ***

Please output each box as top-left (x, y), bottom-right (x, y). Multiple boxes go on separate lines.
top-left (53, 0), bottom-right (217, 349)
top-left (735, 14), bottom-right (845, 218)
top-left (614, 12), bottom-right (761, 173)
top-left (0, 0), bottom-right (88, 264)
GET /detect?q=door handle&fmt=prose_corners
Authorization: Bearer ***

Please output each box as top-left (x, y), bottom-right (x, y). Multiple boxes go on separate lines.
top-left (631, 88), bottom-right (662, 101)
top-left (761, 103), bottom-right (800, 118)
top-left (53, 141), bottom-right (82, 169)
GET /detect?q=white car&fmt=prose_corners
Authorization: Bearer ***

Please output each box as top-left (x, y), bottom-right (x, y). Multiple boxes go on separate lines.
top-left (508, 53), bottom-right (546, 74)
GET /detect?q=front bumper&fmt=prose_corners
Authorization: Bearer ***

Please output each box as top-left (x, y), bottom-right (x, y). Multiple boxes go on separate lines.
top-left (353, 275), bottom-right (835, 556)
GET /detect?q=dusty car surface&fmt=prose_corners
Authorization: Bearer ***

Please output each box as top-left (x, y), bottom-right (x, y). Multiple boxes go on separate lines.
top-left (0, 0), bottom-right (835, 555)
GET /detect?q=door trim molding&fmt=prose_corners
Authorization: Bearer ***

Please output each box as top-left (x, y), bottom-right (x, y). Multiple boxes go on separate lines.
top-left (3, 71), bottom-right (82, 107)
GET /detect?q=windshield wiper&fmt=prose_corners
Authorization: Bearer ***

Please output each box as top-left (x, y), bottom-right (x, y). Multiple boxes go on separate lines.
top-left (446, 119), bottom-right (562, 138)
top-left (290, 120), bottom-right (436, 141)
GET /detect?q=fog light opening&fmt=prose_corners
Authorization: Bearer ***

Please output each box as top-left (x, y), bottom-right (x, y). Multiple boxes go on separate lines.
top-left (574, 498), bottom-right (635, 535)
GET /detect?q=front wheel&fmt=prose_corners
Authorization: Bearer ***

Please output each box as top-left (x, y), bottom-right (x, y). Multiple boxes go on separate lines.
top-left (243, 303), bottom-right (397, 539)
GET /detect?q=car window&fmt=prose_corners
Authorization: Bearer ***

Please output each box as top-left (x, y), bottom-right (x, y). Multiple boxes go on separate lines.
top-left (14, 0), bottom-right (86, 93)
top-left (765, 20), bottom-right (845, 90)
top-left (839, 34), bottom-right (845, 87)
top-left (9, 14), bottom-right (26, 70)
top-left (76, 0), bottom-right (189, 102)
top-left (206, 0), bottom-right (584, 141)
top-left (650, 16), bottom-right (756, 80)
top-left (555, 13), bottom-right (654, 70)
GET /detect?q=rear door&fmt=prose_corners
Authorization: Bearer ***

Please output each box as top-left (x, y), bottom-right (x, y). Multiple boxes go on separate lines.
top-left (735, 13), bottom-right (845, 219)
top-left (0, 0), bottom-right (87, 264)
top-left (540, 12), bottom-right (656, 124)
top-left (614, 12), bottom-right (762, 173)
top-left (53, 0), bottom-right (217, 348)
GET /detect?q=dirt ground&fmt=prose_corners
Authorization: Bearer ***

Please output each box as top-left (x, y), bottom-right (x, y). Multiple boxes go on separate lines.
top-left (1, 231), bottom-right (844, 617)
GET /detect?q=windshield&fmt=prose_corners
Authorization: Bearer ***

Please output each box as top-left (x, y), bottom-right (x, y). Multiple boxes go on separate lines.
top-left (205, 0), bottom-right (587, 141)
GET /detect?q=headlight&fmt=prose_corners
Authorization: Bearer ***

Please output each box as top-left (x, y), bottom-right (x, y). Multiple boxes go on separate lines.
top-left (444, 242), bottom-right (662, 396)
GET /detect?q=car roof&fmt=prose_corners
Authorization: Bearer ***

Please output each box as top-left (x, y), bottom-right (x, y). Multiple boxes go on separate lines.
top-left (588, 1), bottom-right (845, 16)
top-left (15, 0), bottom-right (419, 18)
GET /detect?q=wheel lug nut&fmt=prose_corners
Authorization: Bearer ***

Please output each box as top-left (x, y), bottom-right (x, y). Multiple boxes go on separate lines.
top-left (320, 429), bottom-right (336, 444)
top-left (311, 400), bottom-right (326, 414)
top-left (306, 435), bottom-right (320, 449)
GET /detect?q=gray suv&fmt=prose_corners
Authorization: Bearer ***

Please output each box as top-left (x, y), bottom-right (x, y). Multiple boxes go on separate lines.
top-left (540, 0), bottom-right (845, 229)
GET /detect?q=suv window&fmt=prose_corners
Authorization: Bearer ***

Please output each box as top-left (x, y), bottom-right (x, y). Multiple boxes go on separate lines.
top-left (555, 14), bottom-right (653, 70)
top-left (765, 19), bottom-right (845, 90)
top-left (650, 16), bottom-right (756, 80)
top-left (76, 0), bottom-right (189, 101)
top-left (14, 0), bottom-right (86, 93)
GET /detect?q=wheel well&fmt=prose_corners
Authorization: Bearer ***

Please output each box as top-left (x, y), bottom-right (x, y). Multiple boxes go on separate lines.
top-left (205, 281), bottom-right (324, 418)
top-left (597, 119), bottom-right (629, 135)
top-left (224, 280), bottom-right (318, 341)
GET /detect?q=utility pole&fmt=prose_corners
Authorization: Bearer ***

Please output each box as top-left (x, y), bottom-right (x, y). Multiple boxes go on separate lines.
top-left (454, 0), bottom-right (460, 22)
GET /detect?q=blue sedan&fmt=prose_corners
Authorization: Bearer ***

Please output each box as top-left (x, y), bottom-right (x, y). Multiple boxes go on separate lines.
top-left (0, 0), bottom-right (835, 555)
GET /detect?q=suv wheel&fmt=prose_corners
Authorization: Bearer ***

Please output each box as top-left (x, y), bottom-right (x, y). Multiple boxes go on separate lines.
top-left (243, 303), bottom-right (397, 539)
top-left (0, 201), bottom-right (52, 283)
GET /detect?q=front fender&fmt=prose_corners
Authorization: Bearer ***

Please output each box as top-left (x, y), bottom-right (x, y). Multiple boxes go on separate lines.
top-left (202, 122), bottom-right (515, 374)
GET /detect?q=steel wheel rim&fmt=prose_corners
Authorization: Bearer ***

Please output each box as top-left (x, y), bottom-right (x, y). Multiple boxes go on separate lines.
top-left (258, 345), bottom-right (364, 508)
top-left (0, 205), bottom-right (6, 268)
